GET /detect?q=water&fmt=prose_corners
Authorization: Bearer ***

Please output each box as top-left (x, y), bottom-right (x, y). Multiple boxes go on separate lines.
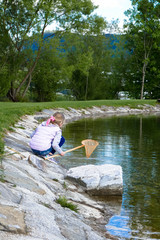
top-left (62, 114), bottom-right (160, 240)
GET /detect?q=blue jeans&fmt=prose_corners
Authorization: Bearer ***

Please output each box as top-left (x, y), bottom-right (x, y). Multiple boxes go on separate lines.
top-left (31, 136), bottom-right (65, 156)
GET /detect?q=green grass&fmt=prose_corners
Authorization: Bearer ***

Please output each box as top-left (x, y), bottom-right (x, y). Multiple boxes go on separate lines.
top-left (56, 196), bottom-right (79, 212)
top-left (0, 99), bottom-right (158, 155)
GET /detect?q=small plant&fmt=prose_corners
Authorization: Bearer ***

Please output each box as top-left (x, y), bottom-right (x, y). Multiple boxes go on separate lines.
top-left (56, 196), bottom-right (79, 213)
top-left (0, 162), bottom-right (6, 183)
top-left (0, 177), bottom-right (6, 183)
top-left (63, 182), bottom-right (67, 189)
top-left (52, 178), bottom-right (59, 182)
top-left (0, 169), bottom-right (6, 183)
top-left (17, 126), bottom-right (25, 129)
top-left (39, 201), bottom-right (52, 209)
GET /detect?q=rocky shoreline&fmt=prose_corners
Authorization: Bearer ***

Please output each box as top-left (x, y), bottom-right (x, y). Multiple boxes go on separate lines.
top-left (0, 104), bottom-right (160, 240)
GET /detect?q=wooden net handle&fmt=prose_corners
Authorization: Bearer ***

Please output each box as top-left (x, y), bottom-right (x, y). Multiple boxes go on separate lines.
top-left (45, 144), bottom-right (84, 160)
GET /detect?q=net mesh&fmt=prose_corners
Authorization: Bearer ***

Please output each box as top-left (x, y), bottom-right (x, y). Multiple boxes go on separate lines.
top-left (81, 139), bottom-right (99, 158)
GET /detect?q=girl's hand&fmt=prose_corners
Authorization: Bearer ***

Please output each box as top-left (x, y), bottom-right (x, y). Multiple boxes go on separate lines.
top-left (60, 151), bottom-right (65, 156)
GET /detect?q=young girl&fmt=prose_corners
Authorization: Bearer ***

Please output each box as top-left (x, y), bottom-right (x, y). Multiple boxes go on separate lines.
top-left (30, 112), bottom-right (65, 157)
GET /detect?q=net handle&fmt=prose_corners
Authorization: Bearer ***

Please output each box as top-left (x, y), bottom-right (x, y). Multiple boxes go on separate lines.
top-left (45, 144), bottom-right (84, 160)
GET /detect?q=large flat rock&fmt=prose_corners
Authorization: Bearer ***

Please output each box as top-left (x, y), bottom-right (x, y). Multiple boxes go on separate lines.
top-left (66, 164), bottom-right (123, 196)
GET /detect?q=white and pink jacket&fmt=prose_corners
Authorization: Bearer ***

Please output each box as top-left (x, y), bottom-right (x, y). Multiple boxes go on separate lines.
top-left (29, 121), bottom-right (63, 154)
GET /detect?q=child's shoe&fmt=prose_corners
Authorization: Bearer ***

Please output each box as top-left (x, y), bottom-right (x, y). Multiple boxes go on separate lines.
top-left (45, 154), bottom-right (59, 164)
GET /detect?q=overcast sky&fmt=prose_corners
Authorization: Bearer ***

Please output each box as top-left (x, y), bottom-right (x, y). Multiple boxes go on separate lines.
top-left (92, 0), bottom-right (132, 29)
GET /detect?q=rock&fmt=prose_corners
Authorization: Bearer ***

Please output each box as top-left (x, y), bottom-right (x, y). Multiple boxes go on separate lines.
top-left (0, 205), bottom-right (26, 234)
top-left (66, 164), bottom-right (123, 196)
top-left (0, 183), bottom-right (22, 204)
top-left (4, 106), bottom-right (155, 239)
top-left (55, 210), bottom-right (104, 240)
top-left (28, 155), bottom-right (47, 172)
top-left (22, 201), bottom-right (66, 240)
top-left (3, 163), bottom-right (46, 195)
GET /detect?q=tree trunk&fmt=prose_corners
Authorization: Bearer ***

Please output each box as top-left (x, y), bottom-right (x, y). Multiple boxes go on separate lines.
top-left (15, 48), bottom-right (41, 97)
top-left (22, 74), bottom-right (32, 98)
top-left (140, 62), bottom-right (146, 99)
top-left (85, 74), bottom-right (89, 101)
top-left (7, 82), bottom-right (17, 102)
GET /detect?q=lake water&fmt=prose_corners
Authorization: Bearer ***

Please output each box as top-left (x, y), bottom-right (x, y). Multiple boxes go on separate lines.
top-left (62, 114), bottom-right (160, 240)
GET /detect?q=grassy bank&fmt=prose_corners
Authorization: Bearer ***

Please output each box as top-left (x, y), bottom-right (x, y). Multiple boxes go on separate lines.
top-left (0, 99), bottom-right (157, 155)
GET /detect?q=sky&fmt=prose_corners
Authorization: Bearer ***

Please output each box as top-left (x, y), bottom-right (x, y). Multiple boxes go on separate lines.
top-left (46, 0), bottom-right (132, 32)
top-left (92, 0), bottom-right (132, 29)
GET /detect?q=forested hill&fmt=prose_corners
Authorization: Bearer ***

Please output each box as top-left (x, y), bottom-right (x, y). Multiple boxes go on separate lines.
top-left (31, 32), bottom-right (118, 52)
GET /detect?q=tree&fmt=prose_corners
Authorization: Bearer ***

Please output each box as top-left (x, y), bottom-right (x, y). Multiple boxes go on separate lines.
top-left (31, 36), bottom-right (73, 101)
top-left (75, 48), bottom-right (93, 100)
top-left (124, 0), bottom-right (160, 99)
top-left (65, 32), bottom-right (118, 100)
top-left (0, 0), bottom-right (106, 101)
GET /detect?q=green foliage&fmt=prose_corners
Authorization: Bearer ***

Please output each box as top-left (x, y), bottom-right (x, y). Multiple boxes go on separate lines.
top-left (56, 196), bottom-right (79, 213)
top-left (0, 0), bottom-right (106, 102)
top-left (63, 182), bottom-right (67, 189)
top-left (0, 166), bottom-right (5, 183)
top-left (31, 37), bottom-right (73, 102)
top-left (1, 0), bottom-right (159, 101)
top-left (0, 65), bottom-right (10, 97)
top-left (123, 0), bottom-right (160, 99)
top-left (85, 34), bottom-right (118, 100)
top-left (0, 138), bottom-right (5, 156)
top-left (66, 33), bottom-right (116, 100)
top-left (70, 70), bottom-right (87, 100)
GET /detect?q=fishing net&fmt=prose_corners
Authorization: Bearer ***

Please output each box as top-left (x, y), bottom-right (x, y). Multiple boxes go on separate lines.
top-left (81, 139), bottom-right (99, 158)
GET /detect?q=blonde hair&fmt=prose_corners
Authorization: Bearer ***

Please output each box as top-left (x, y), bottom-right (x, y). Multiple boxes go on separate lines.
top-left (53, 112), bottom-right (65, 126)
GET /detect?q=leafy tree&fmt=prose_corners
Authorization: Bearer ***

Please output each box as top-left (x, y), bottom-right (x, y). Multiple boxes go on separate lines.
top-left (145, 46), bottom-right (160, 99)
top-left (0, 0), bottom-right (105, 101)
top-left (86, 35), bottom-right (112, 99)
top-left (75, 48), bottom-right (93, 100)
top-left (97, 34), bottom-right (124, 99)
top-left (31, 36), bottom-right (73, 101)
top-left (70, 70), bottom-right (87, 100)
top-left (65, 32), bottom-right (118, 100)
top-left (124, 0), bottom-right (160, 99)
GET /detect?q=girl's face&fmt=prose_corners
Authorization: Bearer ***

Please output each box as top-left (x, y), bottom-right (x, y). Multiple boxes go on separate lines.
top-left (59, 122), bottom-right (63, 128)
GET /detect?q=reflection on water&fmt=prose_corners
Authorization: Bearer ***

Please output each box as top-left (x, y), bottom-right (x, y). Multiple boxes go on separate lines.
top-left (62, 114), bottom-right (160, 239)
top-left (106, 215), bottom-right (132, 239)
